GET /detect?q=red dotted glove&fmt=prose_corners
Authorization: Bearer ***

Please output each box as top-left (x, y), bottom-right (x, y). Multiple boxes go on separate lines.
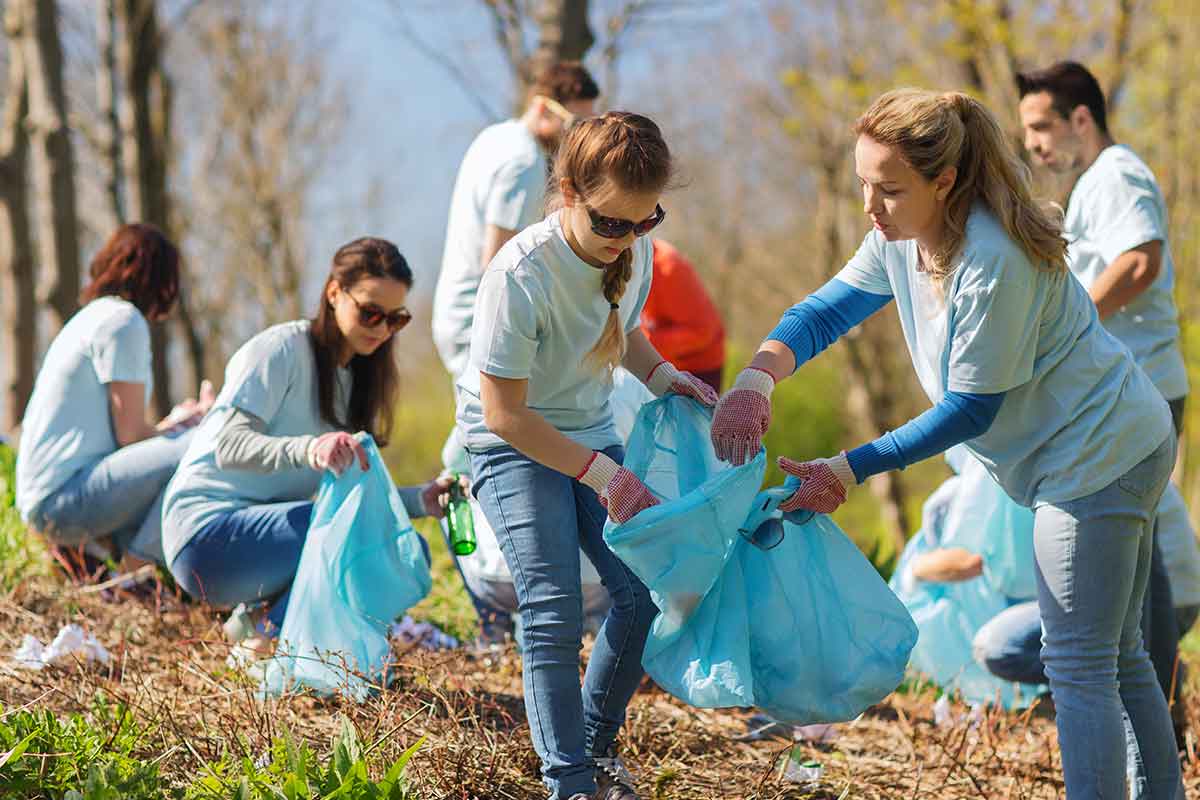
top-left (307, 431), bottom-right (369, 476)
top-left (777, 453), bottom-right (857, 514)
top-left (577, 452), bottom-right (660, 524)
top-left (711, 368), bottom-right (775, 465)
top-left (645, 360), bottom-right (719, 407)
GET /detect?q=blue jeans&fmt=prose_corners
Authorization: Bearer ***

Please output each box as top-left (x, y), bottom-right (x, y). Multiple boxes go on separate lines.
top-left (170, 500), bottom-right (432, 632)
top-left (470, 444), bottom-right (657, 799)
top-left (32, 428), bottom-right (195, 564)
top-left (1032, 435), bottom-right (1182, 799)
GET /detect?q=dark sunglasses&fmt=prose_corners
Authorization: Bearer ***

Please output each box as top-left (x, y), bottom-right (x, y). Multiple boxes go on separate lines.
top-left (583, 202), bottom-right (666, 239)
top-left (345, 292), bottom-right (412, 332)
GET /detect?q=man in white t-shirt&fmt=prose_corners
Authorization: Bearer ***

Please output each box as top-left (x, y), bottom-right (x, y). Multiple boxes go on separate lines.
top-left (432, 61), bottom-right (600, 379)
top-left (1017, 60), bottom-right (1191, 744)
top-left (433, 62), bottom-right (598, 645)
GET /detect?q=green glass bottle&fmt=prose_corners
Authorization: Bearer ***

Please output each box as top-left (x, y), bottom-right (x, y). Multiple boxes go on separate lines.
top-left (446, 473), bottom-right (476, 556)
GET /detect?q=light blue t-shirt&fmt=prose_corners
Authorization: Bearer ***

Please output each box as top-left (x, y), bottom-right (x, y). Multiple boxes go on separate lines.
top-left (836, 205), bottom-right (1170, 508)
top-left (1066, 144), bottom-right (1187, 401)
top-left (161, 320), bottom-right (348, 564)
top-left (16, 297), bottom-right (152, 521)
top-left (456, 212), bottom-right (654, 451)
top-left (433, 119), bottom-right (547, 379)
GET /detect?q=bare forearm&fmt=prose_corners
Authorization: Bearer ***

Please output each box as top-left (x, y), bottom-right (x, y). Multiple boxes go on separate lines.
top-left (747, 340), bottom-right (796, 382)
top-left (486, 406), bottom-right (595, 477)
top-left (1090, 243), bottom-right (1162, 320)
top-left (622, 328), bottom-right (666, 381)
top-left (911, 548), bottom-right (984, 583)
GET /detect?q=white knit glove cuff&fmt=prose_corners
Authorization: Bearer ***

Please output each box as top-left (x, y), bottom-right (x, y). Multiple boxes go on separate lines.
top-left (645, 361), bottom-right (680, 397)
top-left (732, 367), bottom-right (776, 398)
top-left (827, 452), bottom-right (858, 487)
top-left (578, 452), bottom-right (621, 495)
top-left (305, 437), bottom-right (321, 470)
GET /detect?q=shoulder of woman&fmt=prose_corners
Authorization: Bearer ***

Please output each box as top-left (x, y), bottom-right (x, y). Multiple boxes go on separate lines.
top-left (89, 296), bottom-right (150, 339)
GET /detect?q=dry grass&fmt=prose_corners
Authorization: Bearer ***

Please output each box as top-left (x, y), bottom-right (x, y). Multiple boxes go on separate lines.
top-left (2, 575), bottom-right (1199, 799)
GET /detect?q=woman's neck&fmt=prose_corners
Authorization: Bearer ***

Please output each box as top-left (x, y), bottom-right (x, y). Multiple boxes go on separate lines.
top-left (338, 342), bottom-right (354, 368)
top-left (915, 214), bottom-right (947, 269)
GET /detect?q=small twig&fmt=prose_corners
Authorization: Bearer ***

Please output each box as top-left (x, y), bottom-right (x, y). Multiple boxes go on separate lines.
top-left (72, 564), bottom-right (156, 595)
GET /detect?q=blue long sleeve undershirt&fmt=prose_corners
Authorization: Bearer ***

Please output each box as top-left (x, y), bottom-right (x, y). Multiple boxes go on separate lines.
top-left (764, 279), bottom-right (1005, 483)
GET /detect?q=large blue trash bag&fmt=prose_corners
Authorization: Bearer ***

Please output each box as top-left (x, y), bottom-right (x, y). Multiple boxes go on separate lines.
top-left (942, 453), bottom-right (1036, 600)
top-left (261, 434), bottom-right (432, 700)
top-left (605, 395), bottom-right (918, 723)
top-left (889, 474), bottom-right (1045, 709)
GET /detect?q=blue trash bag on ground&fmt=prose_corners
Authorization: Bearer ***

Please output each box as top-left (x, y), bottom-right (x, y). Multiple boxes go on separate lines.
top-left (262, 434), bottom-right (431, 700)
top-left (605, 395), bottom-right (918, 724)
top-left (890, 476), bottom-right (1046, 709)
top-left (943, 453), bottom-right (1037, 600)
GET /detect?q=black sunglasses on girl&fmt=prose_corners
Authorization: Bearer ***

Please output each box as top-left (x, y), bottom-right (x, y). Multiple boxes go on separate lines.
top-left (584, 202), bottom-right (667, 239)
top-left (345, 292), bottom-right (413, 331)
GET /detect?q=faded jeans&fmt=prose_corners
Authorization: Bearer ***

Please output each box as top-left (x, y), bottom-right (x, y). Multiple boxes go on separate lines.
top-left (30, 428), bottom-right (195, 564)
top-left (1033, 435), bottom-right (1183, 799)
top-left (470, 444), bottom-right (657, 799)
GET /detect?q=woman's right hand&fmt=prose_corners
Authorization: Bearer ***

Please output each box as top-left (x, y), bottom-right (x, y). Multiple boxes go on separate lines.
top-left (711, 367), bottom-right (775, 465)
top-left (576, 452), bottom-right (659, 524)
top-left (307, 431), bottom-right (369, 476)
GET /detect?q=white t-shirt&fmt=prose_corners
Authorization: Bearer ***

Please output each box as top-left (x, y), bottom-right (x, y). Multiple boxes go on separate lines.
top-left (17, 297), bottom-right (152, 520)
top-left (1158, 482), bottom-right (1200, 608)
top-left (161, 321), bottom-right (349, 564)
top-left (1066, 145), bottom-right (1188, 401)
top-left (836, 205), bottom-right (1170, 507)
top-left (456, 212), bottom-right (654, 451)
top-left (433, 120), bottom-right (547, 379)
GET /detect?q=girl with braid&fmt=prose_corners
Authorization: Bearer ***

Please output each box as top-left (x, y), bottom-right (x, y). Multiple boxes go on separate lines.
top-left (456, 112), bottom-right (716, 800)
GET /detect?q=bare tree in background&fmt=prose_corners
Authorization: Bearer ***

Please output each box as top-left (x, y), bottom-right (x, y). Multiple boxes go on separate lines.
top-left (175, 3), bottom-right (345, 370)
top-left (20, 0), bottom-right (81, 335)
top-left (0, 10), bottom-right (34, 433)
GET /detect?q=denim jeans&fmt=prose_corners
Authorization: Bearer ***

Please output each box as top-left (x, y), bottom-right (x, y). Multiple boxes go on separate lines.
top-left (1032, 434), bottom-right (1182, 799)
top-left (169, 500), bottom-right (432, 632)
top-left (470, 444), bottom-right (657, 799)
top-left (31, 428), bottom-right (195, 564)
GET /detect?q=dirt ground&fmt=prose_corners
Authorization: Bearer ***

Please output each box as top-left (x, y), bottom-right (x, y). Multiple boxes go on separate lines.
top-left (2, 576), bottom-right (1199, 799)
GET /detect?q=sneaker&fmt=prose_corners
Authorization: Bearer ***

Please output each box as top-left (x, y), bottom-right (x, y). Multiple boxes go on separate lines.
top-left (593, 748), bottom-right (639, 800)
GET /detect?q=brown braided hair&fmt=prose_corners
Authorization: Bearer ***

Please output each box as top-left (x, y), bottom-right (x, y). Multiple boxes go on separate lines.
top-left (551, 111), bottom-right (673, 373)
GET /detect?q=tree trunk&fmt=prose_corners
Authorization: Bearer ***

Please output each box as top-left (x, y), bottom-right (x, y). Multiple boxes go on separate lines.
top-left (21, 0), bottom-right (81, 335)
top-left (118, 0), bottom-right (174, 415)
top-left (0, 12), bottom-right (35, 434)
top-left (525, 0), bottom-right (593, 93)
top-left (95, 0), bottom-right (122, 232)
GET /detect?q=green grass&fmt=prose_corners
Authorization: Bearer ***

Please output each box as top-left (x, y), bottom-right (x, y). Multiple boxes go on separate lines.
top-left (0, 696), bottom-right (423, 800)
top-left (0, 442), bottom-right (48, 592)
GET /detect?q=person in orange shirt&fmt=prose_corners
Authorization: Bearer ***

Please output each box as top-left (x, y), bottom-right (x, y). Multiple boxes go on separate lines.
top-left (640, 240), bottom-right (726, 393)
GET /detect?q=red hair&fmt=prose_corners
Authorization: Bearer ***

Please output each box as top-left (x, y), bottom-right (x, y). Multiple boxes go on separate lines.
top-left (81, 223), bottom-right (180, 319)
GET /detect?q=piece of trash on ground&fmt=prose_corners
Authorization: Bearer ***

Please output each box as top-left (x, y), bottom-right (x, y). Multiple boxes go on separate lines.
top-left (778, 745), bottom-right (823, 786)
top-left (14, 624), bottom-right (110, 670)
top-left (794, 722), bottom-right (839, 743)
top-left (389, 616), bottom-right (459, 651)
top-left (933, 694), bottom-right (985, 729)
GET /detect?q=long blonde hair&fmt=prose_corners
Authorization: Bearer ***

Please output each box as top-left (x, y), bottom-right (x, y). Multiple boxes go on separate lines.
top-left (551, 112), bottom-right (673, 373)
top-left (854, 89), bottom-right (1067, 287)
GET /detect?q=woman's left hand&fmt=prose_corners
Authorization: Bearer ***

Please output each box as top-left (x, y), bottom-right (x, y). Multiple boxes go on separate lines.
top-left (777, 453), bottom-right (857, 514)
top-left (645, 360), bottom-right (718, 407)
top-left (421, 471), bottom-right (470, 519)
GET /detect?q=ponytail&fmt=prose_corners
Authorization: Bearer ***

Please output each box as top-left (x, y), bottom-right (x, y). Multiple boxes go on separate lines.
top-left (855, 89), bottom-right (1067, 289)
top-left (584, 249), bottom-right (633, 372)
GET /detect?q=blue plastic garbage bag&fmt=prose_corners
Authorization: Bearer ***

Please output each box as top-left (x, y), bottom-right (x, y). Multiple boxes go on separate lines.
top-left (890, 478), bottom-right (1045, 709)
top-left (605, 395), bottom-right (918, 724)
top-left (261, 434), bottom-right (431, 700)
top-left (943, 455), bottom-right (1036, 601)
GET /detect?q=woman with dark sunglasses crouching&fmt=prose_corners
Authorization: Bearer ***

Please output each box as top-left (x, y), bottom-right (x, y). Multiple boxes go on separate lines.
top-left (161, 238), bottom-right (453, 657)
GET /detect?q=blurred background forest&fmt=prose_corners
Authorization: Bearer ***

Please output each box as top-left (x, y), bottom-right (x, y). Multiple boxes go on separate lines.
top-left (2, 0), bottom-right (1198, 573)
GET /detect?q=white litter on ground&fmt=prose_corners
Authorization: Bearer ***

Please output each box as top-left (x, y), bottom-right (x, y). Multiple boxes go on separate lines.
top-left (933, 695), bottom-right (985, 728)
top-left (793, 722), bottom-right (839, 743)
top-left (389, 616), bottom-right (459, 651)
top-left (14, 624), bottom-right (110, 670)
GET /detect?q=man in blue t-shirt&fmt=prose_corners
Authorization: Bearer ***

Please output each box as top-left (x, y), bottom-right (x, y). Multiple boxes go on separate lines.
top-left (1017, 60), bottom-right (1190, 742)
